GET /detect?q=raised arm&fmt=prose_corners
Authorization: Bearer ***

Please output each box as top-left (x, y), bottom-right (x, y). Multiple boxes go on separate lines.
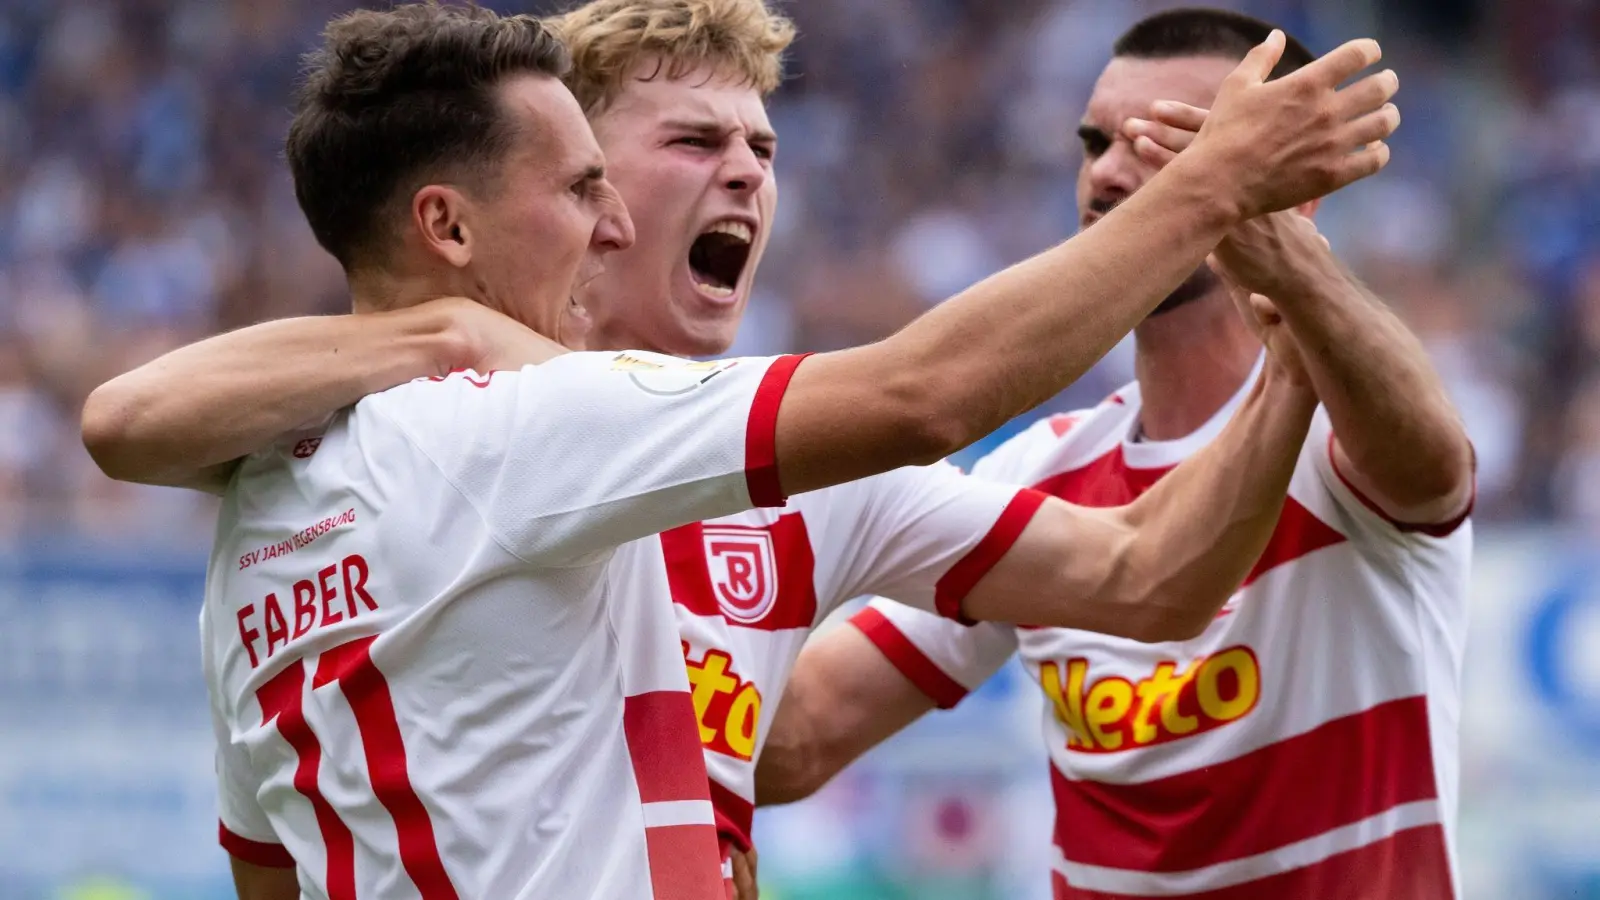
top-left (80, 297), bottom-right (546, 493)
top-left (1132, 101), bottom-right (1470, 527)
top-left (1209, 213), bottom-right (1473, 526)
top-left (771, 34), bottom-right (1398, 497)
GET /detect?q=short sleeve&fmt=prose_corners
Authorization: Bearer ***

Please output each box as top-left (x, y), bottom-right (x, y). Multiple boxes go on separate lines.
top-left (367, 351), bottom-right (808, 564)
top-left (1306, 406), bottom-right (1474, 541)
top-left (849, 598), bottom-right (1017, 708)
top-left (828, 462), bottom-right (1048, 624)
top-left (211, 693), bottom-right (293, 867)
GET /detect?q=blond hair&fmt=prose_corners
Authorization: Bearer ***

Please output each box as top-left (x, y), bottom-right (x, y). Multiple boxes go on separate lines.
top-left (549, 0), bottom-right (795, 114)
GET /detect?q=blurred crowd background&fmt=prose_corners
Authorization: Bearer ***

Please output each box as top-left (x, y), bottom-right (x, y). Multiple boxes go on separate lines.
top-left (1, 0), bottom-right (1599, 537)
top-left (1, 0), bottom-right (1598, 898)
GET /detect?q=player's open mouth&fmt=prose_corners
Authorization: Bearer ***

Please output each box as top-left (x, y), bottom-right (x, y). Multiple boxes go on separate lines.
top-left (688, 219), bottom-right (755, 300)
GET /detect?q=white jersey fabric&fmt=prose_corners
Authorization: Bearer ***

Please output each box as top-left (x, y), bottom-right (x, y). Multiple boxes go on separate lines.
top-left (659, 462), bottom-right (1045, 875)
top-left (203, 351), bottom-right (806, 900)
top-left (853, 370), bottom-right (1473, 900)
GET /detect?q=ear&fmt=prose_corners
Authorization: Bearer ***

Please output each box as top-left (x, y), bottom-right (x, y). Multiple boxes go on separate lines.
top-left (1296, 196), bottom-right (1322, 220)
top-left (412, 184), bottom-right (475, 269)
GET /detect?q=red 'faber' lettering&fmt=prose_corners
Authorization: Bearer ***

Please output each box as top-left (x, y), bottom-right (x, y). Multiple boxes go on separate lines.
top-left (237, 554), bottom-right (382, 669)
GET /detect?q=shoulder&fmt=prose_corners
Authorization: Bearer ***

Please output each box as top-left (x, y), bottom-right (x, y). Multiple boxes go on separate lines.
top-left (971, 389), bottom-right (1135, 483)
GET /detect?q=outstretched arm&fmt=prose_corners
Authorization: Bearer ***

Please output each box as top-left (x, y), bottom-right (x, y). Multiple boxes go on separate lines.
top-left (773, 35), bottom-right (1396, 497)
top-left (958, 329), bottom-right (1316, 640)
top-left (81, 298), bottom-right (545, 493)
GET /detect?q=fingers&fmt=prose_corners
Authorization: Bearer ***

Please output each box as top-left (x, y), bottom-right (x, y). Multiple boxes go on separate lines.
top-left (1298, 37), bottom-right (1383, 88)
top-left (1247, 292), bottom-right (1283, 326)
top-left (1131, 134), bottom-right (1180, 168)
top-left (1344, 103), bottom-right (1401, 147)
top-left (1333, 69), bottom-right (1399, 120)
top-left (1230, 29), bottom-right (1287, 85)
top-left (730, 849), bottom-right (759, 900)
top-left (1124, 116), bottom-right (1197, 153)
top-left (1334, 140), bottom-right (1392, 187)
top-left (1149, 100), bottom-right (1209, 132)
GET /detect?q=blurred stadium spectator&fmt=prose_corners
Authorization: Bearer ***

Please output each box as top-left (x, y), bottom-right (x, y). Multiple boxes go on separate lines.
top-left (0, 0), bottom-right (1595, 538)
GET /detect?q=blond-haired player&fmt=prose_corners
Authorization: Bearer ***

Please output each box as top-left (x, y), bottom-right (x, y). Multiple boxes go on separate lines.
top-left (82, 3), bottom-right (1403, 898)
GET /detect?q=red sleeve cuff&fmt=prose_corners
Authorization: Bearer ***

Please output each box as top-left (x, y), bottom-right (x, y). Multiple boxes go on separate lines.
top-left (744, 353), bottom-right (812, 508)
top-left (1326, 432), bottom-right (1474, 538)
top-left (933, 489), bottom-right (1049, 624)
top-left (850, 606), bottom-right (970, 710)
top-left (220, 821), bottom-right (295, 868)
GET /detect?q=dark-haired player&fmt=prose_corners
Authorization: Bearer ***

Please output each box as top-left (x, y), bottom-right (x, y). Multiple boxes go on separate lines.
top-left (758, 10), bottom-right (1473, 900)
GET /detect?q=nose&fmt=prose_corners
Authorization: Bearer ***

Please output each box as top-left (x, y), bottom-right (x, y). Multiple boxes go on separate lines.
top-left (719, 139), bottom-right (768, 195)
top-left (594, 190), bottom-right (635, 253)
top-left (1086, 137), bottom-right (1145, 202)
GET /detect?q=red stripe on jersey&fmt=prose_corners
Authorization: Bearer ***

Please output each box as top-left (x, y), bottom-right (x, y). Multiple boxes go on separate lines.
top-left (1327, 432), bottom-right (1474, 538)
top-left (1031, 448), bottom-right (1347, 592)
top-left (219, 822), bottom-right (295, 868)
top-left (1052, 823), bottom-right (1454, 899)
top-left (1052, 695), bottom-right (1439, 873)
top-left (624, 690), bottom-right (715, 805)
top-left (745, 354), bottom-right (811, 507)
top-left (709, 777), bottom-right (756, 853)
top-left (644, 822), bottom-right (726, 900)
top-left (662, 514), bottom-right (818, 631)
top-left (850, 605), bottom-right (970, 709)
top-left (1240, 497), bottom-right (1347, 587)
top-left (257, 659), bottom-right (356, 900)
top-left (315, 638), bottom-right (458, 900)
top-left (934, 489), bottom-right (1049, 624)
top-left (1032, 447), bottom-right (1170, 508)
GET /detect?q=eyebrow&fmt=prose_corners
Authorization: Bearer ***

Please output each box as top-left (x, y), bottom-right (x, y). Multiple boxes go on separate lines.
top-left (661, 119), bottom-right (778, 145)
top-left (1077, 123), bottom-right (1111, 143)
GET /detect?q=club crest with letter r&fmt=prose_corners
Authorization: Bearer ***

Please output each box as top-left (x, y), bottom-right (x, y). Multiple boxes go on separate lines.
top-left (703, 526), bottom-right (778, 624)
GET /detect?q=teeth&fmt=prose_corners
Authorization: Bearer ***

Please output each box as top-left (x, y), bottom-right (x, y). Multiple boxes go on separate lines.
top-left (706, 221), bottom-right (753, 244)
top-left (695, 282), bottom-right (735, 299)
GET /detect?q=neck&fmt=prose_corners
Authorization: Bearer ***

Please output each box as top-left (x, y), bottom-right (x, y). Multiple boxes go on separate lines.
top-left (348, 265), bottom-right (465, 316)
top-left (1132, 290), bottom-right (1262, 441)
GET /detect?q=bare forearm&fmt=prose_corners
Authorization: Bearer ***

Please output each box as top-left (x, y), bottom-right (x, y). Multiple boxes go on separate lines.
top-left (756, 628), bottom-right (935, 805)
top-left (83, 306), bottom-right (468, 489)
top-left (777, 159), bottom-right (1236, 495)
top-left (1273, 266), bottom-right (1472, 510)
top-left (1113, 371), bottom-right (1316, 640)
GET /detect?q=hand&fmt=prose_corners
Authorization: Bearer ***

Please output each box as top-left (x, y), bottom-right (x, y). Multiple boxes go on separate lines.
top-left (731, 847), bottom-right (759, 900)
top-left (422, 296), bottom-right (569, 373)
top-left (1152, 31), bottom-right (1399, 220)
top-left (1210, 260), bottom-right (1313, 390)
top-left (1209, 211), bottom-right (1345, 307)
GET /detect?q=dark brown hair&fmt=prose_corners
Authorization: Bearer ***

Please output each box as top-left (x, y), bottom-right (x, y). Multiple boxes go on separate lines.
top-left (286, 3), bottom-right (570, 271)
top-left (1113, 8), bottom-right (1315, 81)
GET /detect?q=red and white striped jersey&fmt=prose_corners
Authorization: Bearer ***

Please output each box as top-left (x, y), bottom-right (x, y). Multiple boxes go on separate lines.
top-left (660, 461), bottom-right (1045, 870)
top-left (202, 351), bottom-right (805, 900)
top-left (853, 369), bottom-right (1473, 900)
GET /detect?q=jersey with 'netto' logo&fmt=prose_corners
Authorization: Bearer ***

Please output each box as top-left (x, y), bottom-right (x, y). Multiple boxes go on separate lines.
top-left (855, 366), bottom-right (1472, 900)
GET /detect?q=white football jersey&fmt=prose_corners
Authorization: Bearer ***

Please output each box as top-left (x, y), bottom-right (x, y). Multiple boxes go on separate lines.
top-left (202, 351), bottom-right (805, 900)
top-left (855, 369), bottom-right (1473, 899)
top-left (659, 462), bottom-right (1043, 866)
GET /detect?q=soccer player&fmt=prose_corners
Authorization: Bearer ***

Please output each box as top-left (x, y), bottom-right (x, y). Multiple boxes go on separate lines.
top-left (755, 11), bottom-right (1475, 900)
top-left (80, 4), bottom-right (1402, 898)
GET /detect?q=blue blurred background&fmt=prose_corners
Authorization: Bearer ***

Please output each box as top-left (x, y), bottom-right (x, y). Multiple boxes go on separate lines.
top-left (0, 0), bottom-right (1597, 897)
